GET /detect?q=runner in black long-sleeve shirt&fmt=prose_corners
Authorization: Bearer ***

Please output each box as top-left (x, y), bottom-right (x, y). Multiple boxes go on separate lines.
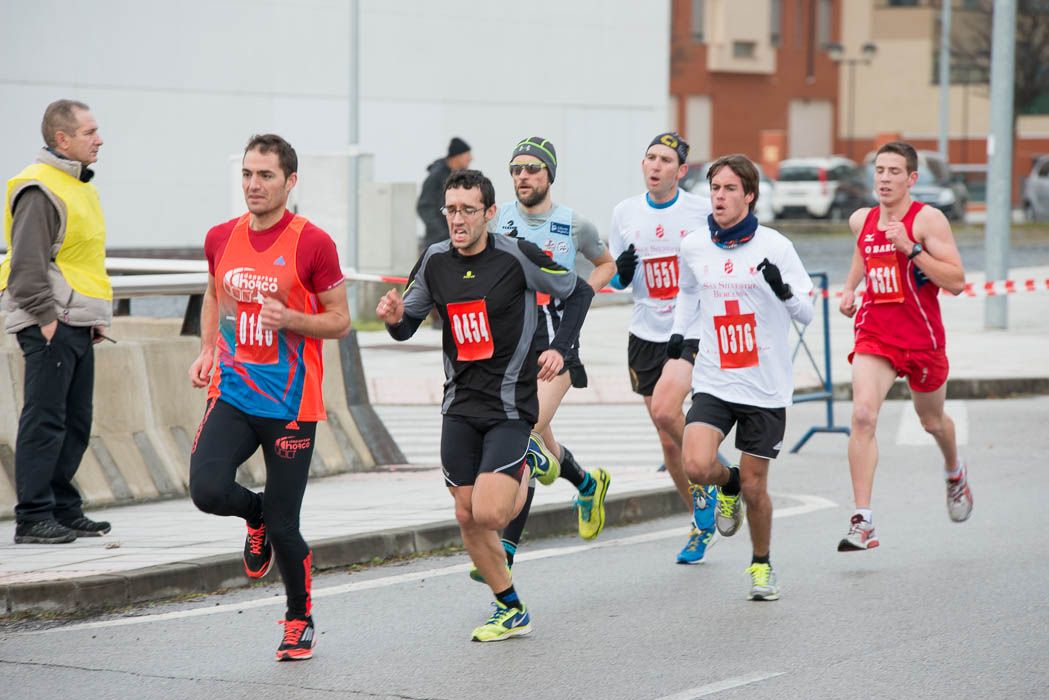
top-left (377, 169), bottom-right (594, 642)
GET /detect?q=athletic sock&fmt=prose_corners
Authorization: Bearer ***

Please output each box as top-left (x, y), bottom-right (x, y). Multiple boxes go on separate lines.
top-left (945, 459), bottom-right (964, 480)
top-left (577, 471), bottom-right (596, 497)
top-left (558, 446), bottom-right (587, 488)
top-left (751, 553), bottom-right (770, 566)
top-left (500, 485), bottom-right (534, 552)
top-left (495, 585), bottom-right (523, 610)
top-left (722, 465), bottom-right (741, 496)
top-left (854, 508), bottom-right (873, 523)
top-left (500, 539), bottom-right (518, 567)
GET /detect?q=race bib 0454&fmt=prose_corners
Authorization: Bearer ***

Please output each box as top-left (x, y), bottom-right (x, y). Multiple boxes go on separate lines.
top-left (447, 299), bottom-right (494, 361)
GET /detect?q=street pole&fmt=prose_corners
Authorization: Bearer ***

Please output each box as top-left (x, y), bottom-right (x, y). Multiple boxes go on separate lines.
top-left (984, 0), bottom-right (1016, 329)
top-left (938, 0), bottom-right (951, 160)
top-left (848, 61), bottom-right (856, 160)
top-left (347, 0), bottom-right (360, 317)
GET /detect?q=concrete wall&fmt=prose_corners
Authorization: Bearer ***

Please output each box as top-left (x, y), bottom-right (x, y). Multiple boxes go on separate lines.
top-left (1, 0), bottom-right (669, 254)
top-left (0, 318), bottom-right (399, 519)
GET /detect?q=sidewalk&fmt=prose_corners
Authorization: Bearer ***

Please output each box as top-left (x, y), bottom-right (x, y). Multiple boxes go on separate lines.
top-left (1, 265), bottom-right (1046, 615)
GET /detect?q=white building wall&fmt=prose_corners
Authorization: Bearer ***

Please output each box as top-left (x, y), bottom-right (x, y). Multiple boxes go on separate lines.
top-left (0, 0), bottom-right (669, 254)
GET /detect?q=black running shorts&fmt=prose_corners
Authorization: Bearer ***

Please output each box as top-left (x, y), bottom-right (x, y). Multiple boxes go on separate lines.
top-left (627, 333), bottom-right (699, 397)
top-left (685, 392), bottom-right (786, 459)
top-left (440, 414), bottom-right (531, 487)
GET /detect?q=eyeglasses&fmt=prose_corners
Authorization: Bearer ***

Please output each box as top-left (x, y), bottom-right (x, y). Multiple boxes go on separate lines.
top-left (509, 163), bottom-right (548, 176)
top-left (440, 205), bottom-right (485, 218)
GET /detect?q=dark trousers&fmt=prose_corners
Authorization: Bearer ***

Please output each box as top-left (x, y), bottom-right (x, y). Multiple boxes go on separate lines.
top-left (14, 323), bottom-right (94, 523)
top-left (189, 398), bottom-right (317, 618)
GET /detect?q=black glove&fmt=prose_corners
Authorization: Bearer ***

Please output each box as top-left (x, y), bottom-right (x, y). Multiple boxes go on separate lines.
top-left (757, 258), bottom-right (793, 300)
top-left (615, 244), bottom-right (638, 283)
top-left (666, 334), bottom-right (685, 360)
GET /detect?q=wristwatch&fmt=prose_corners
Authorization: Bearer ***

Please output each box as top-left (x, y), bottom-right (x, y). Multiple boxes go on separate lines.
top-left (907, 242), bottom-right (924, 260)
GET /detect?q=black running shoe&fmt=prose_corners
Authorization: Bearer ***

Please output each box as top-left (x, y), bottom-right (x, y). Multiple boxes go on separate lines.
top-left (59, 516), bottom-right (111, 537)
top-left (276, 616), bottom-right (316, 661)
top-left (14, 519), bottom-right (77, 544)
top-left (244, 522), bottom-right (274, 578)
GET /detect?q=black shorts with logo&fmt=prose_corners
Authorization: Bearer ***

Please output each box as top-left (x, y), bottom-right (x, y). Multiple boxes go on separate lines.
top-left (627, 334), bottom-right (699, 397)
top-left (685, 392), bottom-right (787, 459)
top-left (439, 414), bottom-right (531, 487)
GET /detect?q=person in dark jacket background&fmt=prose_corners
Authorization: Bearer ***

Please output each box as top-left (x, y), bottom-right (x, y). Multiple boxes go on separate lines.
top-left (417, 137), bottom-right (472, 252)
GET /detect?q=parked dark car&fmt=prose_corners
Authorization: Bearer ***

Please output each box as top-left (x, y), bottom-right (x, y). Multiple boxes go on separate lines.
top-left (1022, 155), bottom-right (1049, 222)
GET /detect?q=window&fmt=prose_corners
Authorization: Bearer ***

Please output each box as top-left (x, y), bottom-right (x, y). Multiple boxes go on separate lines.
top-left (691, 0), bottom-right (705, 42)
top-left (770, 0), bottom-right (782, 47)
top-left (734, 41), bottom-right (757, 58)
top-left (817, 0), bottom-right (832, 48)
top-left (887, 0), bottom-right (920, 6)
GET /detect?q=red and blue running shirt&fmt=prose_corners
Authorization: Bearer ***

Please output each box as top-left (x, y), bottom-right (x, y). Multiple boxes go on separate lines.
top-left (204, 210), bottom-right (344, 421)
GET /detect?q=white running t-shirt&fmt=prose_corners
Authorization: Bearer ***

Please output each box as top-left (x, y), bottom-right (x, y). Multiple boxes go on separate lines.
top-left (609, 189), bottom-right (710, 342)
top-left (672, 224), bottom-right (814, 408)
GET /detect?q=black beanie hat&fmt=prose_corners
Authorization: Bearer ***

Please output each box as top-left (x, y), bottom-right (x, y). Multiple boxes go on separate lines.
top-left (447, 137), bottom-right (471, 158)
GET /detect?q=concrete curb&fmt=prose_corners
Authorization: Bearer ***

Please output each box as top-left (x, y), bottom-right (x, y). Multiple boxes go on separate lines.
top-left (0, 485), bottom-right (684, 616)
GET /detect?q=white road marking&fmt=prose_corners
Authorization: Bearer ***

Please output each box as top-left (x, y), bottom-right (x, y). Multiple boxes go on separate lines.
top-left (24, 492), bottom-right (835, 635)
top-left (654, 672), bottom-right (786, 699)
top-left (896, 399), bottom-right (968, 446)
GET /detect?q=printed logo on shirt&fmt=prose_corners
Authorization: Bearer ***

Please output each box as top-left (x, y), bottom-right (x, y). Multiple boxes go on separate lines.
top-left (285, 420), bottom-right (300, 430)
top-left (273, 256), bottom-right (286, 266)
top-left (543, 239), bottom-right (570, 255)
top-left (223, 267), bottom-right (279, 303)
top-left (275, 435), bottom-right (313, 459)
top-left (464, 270), bottom-right (475, 279)
top-left (680, 229), bottom-right (688, 238)
top-left (724, 259), bottom-right (734, 274)
top-left (656, 224), bottom-right (665, 238)
top-left (550, 222), bottom-right (571, 236)
top-left (864, 233), bottom-right (876, 243)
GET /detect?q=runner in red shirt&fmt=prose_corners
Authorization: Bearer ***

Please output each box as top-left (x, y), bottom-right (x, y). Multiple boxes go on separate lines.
top-left (187, 134), bottom-right (349, 661)
top-left (838, 141), bottom-right (972, 552)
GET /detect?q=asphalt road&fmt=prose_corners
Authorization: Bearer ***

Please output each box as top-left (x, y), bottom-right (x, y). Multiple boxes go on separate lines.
top-left (2, 397), bottom-right (1047, 699)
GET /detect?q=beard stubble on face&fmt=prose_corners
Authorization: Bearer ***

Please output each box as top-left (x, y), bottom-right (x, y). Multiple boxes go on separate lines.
top-left (516, 181), bottom-right (549, 208)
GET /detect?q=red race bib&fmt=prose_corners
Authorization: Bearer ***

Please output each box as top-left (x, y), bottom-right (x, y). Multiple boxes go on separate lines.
top-left (234, 300), bottom-right (278, 364)
top-left (713, 300), bottom-right (758, 369)
top-left (866, 254), bottom-right (905, 304)
top-left (447, 299), bottom-right (494, 361)
top-left (642, 254), bottom-right (680, 300)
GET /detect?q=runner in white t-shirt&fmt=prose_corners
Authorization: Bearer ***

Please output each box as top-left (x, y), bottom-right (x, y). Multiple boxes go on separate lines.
top-left (608, 132), bottom-right (719, 564)
top-left (672, 154), bottom-right (813, 601)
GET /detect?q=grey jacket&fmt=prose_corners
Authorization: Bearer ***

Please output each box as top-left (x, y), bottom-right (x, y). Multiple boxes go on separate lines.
top-left (1, 149), bottom-right (112, 333)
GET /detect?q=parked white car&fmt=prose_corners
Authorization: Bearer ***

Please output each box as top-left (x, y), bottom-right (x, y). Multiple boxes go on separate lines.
top-left (688, 161), bottom-right (776, 224)
top-left (772, 156), bottom-right (873, 220)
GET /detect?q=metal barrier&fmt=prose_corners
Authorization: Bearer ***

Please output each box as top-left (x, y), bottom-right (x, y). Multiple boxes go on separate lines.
top-left (789, 271), bottom-right (850, 453)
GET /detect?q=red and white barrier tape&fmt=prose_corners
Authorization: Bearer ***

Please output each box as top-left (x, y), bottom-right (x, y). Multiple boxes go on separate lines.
top-left (348, 269), bottom-right (1049, 300)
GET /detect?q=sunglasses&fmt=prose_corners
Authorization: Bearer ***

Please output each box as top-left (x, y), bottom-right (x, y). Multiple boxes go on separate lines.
top-left (509, 163), bottom-right (548, 176)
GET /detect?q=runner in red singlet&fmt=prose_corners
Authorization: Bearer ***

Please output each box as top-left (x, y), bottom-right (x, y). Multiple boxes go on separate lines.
top-left (838, 141), bottom-right (972, 552)
top-left (188, 134), bottom-right (349, 661)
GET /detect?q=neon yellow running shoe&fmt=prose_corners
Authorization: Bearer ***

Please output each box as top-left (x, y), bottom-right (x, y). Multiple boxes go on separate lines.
top-left (576, 468), bottom-right (611, 540)
top-left (470, 602), bottom-right (532, 642)
top-left (745, 562), bottom-right (780, 601)
top-left (527, 432), bottom-right (560, 486)
top-left (715, 465), bottom-right (744, 536)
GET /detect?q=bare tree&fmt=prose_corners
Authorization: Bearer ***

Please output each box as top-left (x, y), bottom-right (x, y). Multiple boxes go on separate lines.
top-left (951, 0), bottom-right (1049, 117)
